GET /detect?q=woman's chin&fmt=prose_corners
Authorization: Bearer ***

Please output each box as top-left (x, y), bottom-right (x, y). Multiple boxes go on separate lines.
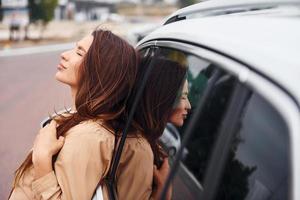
top-left (55, 74), bottom-right (76, 89)
top-left (171, 120), bottom-right (184, 127)
top-left (55, 72), bottom-right (63, 82)
top-left (55, 73), bottom-right (68, 85)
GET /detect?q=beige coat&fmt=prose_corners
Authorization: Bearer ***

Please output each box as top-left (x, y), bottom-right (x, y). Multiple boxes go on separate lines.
top-left (9, 120), bottom-right (154, 200)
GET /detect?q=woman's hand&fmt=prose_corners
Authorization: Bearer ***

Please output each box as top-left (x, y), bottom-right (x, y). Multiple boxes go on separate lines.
top-left (151, 158), bottom-right (172, 200)
top-left (32, 120), bottom-right (64, 179)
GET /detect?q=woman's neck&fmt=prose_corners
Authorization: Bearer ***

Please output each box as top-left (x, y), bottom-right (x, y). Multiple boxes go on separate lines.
top-left (70, 87), bottom-right (77, 112)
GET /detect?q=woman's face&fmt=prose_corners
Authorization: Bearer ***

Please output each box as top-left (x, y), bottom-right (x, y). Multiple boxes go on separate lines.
top-left (55, 35), bottom-right (93, 87)
top-left (169, 80), bottom-right (191, 127)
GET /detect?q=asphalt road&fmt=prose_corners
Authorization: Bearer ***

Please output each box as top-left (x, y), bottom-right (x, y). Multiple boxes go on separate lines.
top-left (0, 50), bottom-right (71, 199)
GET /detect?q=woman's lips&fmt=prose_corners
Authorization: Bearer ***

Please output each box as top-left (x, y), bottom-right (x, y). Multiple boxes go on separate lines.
top-left (57, 63), bottom-right (67, 70)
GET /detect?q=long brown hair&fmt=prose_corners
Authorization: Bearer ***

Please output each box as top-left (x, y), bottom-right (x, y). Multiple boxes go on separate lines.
top-left (12, 29), bottom-right (139, 188)
top-left (130, 54), bottom-right (187, 166)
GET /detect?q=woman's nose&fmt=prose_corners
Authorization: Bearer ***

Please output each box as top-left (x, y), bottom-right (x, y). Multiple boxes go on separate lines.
top-left (186, 99), bottom-right (191, 111)
top-left (60, 50), bottom-right (69, 61)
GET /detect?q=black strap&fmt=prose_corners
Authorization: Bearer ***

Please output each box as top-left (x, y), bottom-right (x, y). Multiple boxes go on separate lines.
top-left (102, 131), bottom-right (119, 200)
top-left (103, 47), bottom-right (159, 200)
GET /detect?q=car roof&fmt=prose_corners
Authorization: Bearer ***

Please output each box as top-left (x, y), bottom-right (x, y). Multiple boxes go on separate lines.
top-left (138, 13), bottom-right (300, 105)
top-left (164, 0), bottom-right (300, 24)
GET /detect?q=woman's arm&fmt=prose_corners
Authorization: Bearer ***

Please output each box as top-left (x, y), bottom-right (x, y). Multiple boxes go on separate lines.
top-left (31, 120), bottom-right (64, 199)
top-left (32, 120), bottom-right (172, 200)
top-left (151, 158), bottom-right (172, 200)
top-left (31, 120), bottom-right (113, 200)
top-left (32, 120), bottom-right (64, 179)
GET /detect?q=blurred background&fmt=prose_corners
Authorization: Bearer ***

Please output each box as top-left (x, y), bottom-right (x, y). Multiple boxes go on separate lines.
top-left (0, 0), bottom-right (199, 48)
top-left (0, 0), bottom-right (200, 199)
top-left (0, 0), bottom-right (177, 49)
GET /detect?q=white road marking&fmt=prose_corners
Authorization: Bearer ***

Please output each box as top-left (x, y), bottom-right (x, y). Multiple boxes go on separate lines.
top-left (0, 43), bottom-right (74, 57)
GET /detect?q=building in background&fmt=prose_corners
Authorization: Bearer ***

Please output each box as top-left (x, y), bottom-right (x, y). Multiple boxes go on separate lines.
top-left (56, 0), bottom-right (76, 20)
top-left (55, 0), bottom-right (124, 21)
top-left (1, 0), bottom-right (29, 40)
top-left (1, 0), bottom-right (29, 26)
top-left (54, 0), bottom-right (180, 21)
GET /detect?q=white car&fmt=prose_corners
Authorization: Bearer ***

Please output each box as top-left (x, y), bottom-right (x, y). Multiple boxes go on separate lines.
top-left (137, 0), bottom-right (300, 199)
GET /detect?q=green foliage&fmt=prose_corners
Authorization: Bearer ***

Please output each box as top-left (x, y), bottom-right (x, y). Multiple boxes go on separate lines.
top-left (28, 0), bottom-right (58, 24)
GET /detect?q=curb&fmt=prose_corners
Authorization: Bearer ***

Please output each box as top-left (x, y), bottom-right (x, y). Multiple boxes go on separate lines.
top-left (0, 42), bottom-right (74, 57)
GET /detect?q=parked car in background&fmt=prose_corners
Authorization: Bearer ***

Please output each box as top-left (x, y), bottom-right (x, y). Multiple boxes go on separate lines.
top-left (137, 0), bottom-right (300, 199)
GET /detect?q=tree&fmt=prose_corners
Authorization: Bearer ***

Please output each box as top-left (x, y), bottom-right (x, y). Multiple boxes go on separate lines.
top-left (29, 0), bottom-right (58, 23)
top-left (28, 0), bottom-right (58, 39)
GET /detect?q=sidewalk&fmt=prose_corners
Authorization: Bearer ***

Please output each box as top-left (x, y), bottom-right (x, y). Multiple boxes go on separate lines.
top-left (0, 18), bottom-right (160, 50)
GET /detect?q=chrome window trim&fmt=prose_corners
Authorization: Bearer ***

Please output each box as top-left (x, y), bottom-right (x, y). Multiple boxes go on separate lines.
top-left (137, 40), bottom-right (300, 200)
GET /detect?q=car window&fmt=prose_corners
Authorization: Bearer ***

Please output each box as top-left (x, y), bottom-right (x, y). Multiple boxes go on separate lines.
top-left (142, 47), bottom-right (239, 199)
top-left (213, 91), bottom-right (290, 200)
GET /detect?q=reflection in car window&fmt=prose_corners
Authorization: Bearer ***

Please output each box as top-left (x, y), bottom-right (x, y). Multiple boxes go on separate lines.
top-left (147, 47), bottom-right (238, 199)
top-left (182, 70), bottom-right (236, 183)
top-left (215, 92), bottom-right (290, 200)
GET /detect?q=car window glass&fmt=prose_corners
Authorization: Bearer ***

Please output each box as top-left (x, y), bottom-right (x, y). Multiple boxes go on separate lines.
top-left (145, 47), bottom-right (238, 199)
top-left (214, 92), bottom-right (290, 200)
top-left (181, 71), bottom-right (236, 183)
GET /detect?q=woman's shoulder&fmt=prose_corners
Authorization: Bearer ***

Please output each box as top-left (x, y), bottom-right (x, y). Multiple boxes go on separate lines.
top-left (56, 120), bottom-right (115, 163)
top-left (64, 119), bottom-right (115, 141)
top-left (63, 120), bottom-right (153, 159)
top-left (124, 134), bottom-right (153, 160)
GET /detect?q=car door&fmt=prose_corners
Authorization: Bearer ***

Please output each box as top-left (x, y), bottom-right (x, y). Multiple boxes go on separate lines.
top-left (137, 40), bottom-right (297, 200)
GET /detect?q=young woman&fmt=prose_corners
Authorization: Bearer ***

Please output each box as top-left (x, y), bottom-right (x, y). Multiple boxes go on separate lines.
top-left (9, 29), bottom-right (190, 200)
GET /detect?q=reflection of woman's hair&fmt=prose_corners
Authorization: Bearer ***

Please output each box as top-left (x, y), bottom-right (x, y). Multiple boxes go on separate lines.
top-left (12, 29), bottom-right (139, 186)
top-left (131, 55), bottom-right (187, 166)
